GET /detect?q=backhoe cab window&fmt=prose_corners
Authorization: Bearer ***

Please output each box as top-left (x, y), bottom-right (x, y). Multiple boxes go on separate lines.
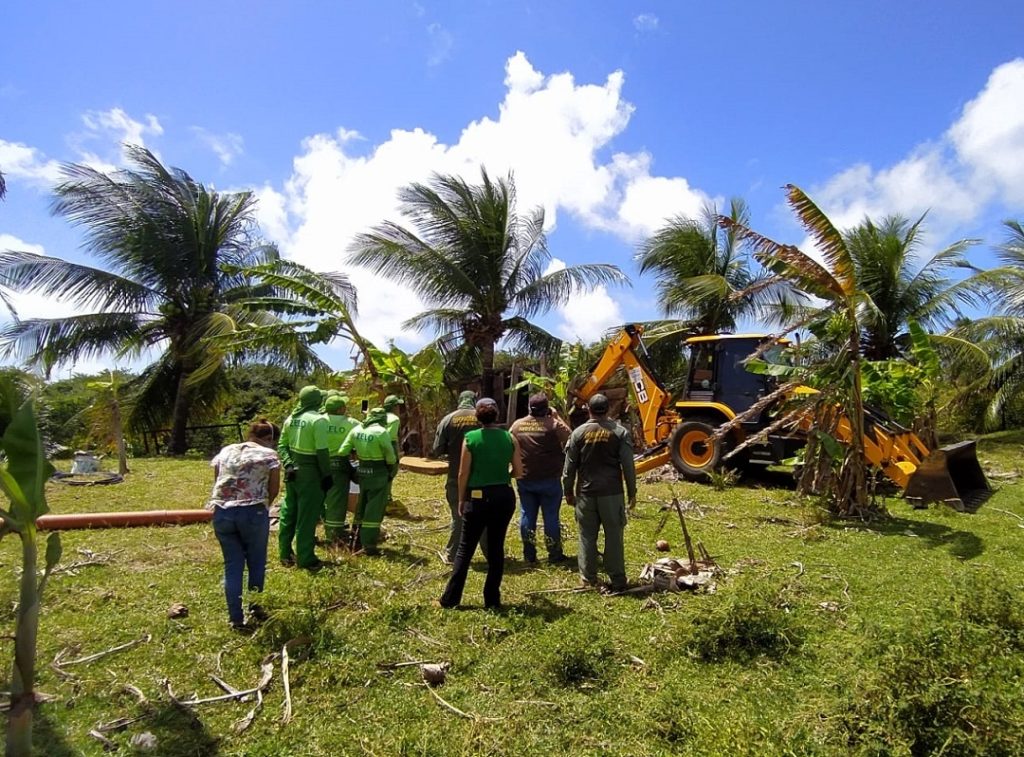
top-left (689, 346), bottom-right (714, 390)
top-left (761, 344), bottom-right (792, 367)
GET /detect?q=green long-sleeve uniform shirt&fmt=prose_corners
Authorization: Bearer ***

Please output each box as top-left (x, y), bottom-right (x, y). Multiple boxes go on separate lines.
top-left (281, 409), bottom-right (331, 475)
top-left (342, 421), bottom-right (398, 551)
top-left (562, 418), bottom-right (637, 499)
top-left (326, 414), bottom-right (358, 458)
top-left (340, 423), bottom-right (398, 465)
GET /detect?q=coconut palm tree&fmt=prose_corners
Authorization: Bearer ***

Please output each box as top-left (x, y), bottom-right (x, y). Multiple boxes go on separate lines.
top-left (637, 198), bottom-right (793, 335)
top-left (843, 214), bottom-right (979, 360)
top-left (720, 185), bottom-right (877, 517)
top-left (0, 146), bottom-right (325, 454)
top-left (348, 169), bottom-right (629, 400)
top-left (953, 219), bottom-right (1024, 429)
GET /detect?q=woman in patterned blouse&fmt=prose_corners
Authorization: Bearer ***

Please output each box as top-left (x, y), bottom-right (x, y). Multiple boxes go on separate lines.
top-left (208, 419), bottom-right (281, 630)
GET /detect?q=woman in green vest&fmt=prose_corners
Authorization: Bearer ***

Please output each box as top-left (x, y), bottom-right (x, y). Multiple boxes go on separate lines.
top-left (438, 397), bottom-right (523, 609)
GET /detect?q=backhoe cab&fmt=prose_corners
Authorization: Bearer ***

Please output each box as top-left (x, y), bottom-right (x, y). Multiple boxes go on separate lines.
top-left (573, 324), bottom-right (989, 508)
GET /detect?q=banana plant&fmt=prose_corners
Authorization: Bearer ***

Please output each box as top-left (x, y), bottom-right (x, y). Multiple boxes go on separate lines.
top-left (0, 381), bottom-right (61, 755)
top-left (84, 370), bottom-right (130, 475)
top-left (720, 185), bottom-right (875, 516)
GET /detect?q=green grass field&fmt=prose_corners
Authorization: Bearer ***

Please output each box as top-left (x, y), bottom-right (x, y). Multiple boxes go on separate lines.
top-left (3, 433), bottom-right (1024, 755)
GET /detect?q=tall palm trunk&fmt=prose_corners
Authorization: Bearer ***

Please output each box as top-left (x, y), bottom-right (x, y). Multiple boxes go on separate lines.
top-left (169, 369), bottom-right (191, 455)
top-left (481, 339), bottom-right (496, 402)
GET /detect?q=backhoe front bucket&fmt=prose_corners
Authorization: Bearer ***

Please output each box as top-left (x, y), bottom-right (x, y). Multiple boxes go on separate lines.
top-left (904, 440), bottom-right (989, 510)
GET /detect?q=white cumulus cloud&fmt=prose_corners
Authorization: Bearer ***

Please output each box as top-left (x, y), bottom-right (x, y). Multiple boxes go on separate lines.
top-left (811, 57), bottom-right (1024, 237)
top-left (948, 58), bottom-right (1024, 208)
top-left (258, 52), bottom-right (705, 353)
top-left (0, 140), bottom-right (63, 185)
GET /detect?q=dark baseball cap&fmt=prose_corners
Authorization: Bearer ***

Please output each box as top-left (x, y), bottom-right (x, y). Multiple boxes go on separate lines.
top-left (588, 393), bottom-right (609, 414)
top-left (475, 397), bottom-right (498, 410)
top-left (528, 393), bottom-right (549, 415)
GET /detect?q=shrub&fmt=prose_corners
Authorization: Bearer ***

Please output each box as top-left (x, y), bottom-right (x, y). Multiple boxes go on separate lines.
top-left (837, 571), bottom-right (1024, 755)
top-left (543, 623), bottom-right (617, 689)
top-left (685, 573), bottom-right (802, 662)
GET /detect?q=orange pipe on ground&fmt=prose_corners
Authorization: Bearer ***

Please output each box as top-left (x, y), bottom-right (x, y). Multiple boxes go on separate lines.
top-left (36, 510), bottom-right (212, 531)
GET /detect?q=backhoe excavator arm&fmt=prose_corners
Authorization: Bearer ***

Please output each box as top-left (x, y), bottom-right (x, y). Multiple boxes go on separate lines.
top-left (573, 324), bottom-right (677, 472)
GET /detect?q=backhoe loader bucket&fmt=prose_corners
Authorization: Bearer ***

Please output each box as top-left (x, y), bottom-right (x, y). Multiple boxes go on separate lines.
top-left (904, 440), bottom-right (989, 510)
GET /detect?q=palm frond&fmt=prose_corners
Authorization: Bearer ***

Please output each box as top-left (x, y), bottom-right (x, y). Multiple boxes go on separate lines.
top-left (501, 317), bottom-right (562, 358)
top-left (784, 184), bottom-right (854, 293)
top-left (509, 264), bottom-right (629, 319)
top-left (0, 312), bottom-right (147, 374)
top-left (0, 250), bottom-right (159, 314)
top-left (718, 216), bottom-right (846, 302)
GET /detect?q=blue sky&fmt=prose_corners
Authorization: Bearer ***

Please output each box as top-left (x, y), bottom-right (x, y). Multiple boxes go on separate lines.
top-left (2, 1), bottom-right (1024, 374)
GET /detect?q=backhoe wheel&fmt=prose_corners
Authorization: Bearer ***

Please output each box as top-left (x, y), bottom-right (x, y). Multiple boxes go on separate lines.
top-left (669, 420), bottom-right (723, 481)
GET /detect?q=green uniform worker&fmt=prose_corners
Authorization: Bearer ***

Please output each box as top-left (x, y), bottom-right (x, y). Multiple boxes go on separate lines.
top-left (318, 389), bottom-right (343, 522)
top-left (278, 386), bottom-right (331, 569)
top-left (382, 394), bottom-right (403, 505)
top-left (562, 393), bottom-right (637, 592)
top-left (340, 407), bottom-right (397, 555)
top-left (432, 390), bottom-right (483, 562)
top-left (323, 394), bottom-right (357, 543)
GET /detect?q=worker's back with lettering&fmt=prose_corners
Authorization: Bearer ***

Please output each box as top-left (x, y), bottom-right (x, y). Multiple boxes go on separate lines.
top-left (563, 418), bottom-right (635, 497)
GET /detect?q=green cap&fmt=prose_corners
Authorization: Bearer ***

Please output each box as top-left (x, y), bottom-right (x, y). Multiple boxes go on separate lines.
top-left (324, 394), bottom-right (348, 414)
top-left (383, 394), bottom-right (404, 409)
top-left (365, 407), bottom-right (388, 427)
top-left (297, 385), bottom-right (323, 411)
top-left (457, 390), bottom-right (476, 409)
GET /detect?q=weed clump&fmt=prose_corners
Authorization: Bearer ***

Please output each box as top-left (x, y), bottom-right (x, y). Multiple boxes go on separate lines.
top-left (838, 569), bottom-right (1024, 755)
top-left (544, 623), bottom-right (617, 689)
top-left (952, 569), bottom-right (1024, 646)
top-left (685, 572), bottom-right (801, 662)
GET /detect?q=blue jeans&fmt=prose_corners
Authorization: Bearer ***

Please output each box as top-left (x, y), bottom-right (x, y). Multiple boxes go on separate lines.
top-left (517, 478), bottom-right (564, 561)
top-left (213, 505), bottom-right (269, 625)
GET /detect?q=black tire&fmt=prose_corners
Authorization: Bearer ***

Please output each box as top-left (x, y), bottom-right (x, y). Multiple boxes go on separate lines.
top-left (669, 419), bottom-right (723, 481)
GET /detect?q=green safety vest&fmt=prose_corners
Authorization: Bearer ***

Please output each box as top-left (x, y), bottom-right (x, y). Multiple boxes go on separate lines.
top-left (386, 412), bottom-right (400, 444)
top-left (325, 413), bottom-right (357, 457)
top-left (340, 423), bottom-right (397, 464)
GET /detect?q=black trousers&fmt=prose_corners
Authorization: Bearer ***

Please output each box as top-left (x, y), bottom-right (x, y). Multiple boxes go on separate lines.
top-left (439, 484), bottom-right (515, 608)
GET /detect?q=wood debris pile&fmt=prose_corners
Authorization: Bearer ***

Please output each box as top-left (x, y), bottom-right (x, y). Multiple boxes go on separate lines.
top-left (636, 495), bottom-right (721, 594)
top-left (639, 556), bottom-right (719, 593)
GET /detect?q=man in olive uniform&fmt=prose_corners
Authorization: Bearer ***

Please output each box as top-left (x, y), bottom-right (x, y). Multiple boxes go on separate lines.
top-left (323, 394), bottom-right (357, 544)
top-left (382, 394), bottom-right (403, 506)
top-left (432, 390), bottom-right (482, 563)
top-left (340, 407), bottom-right (397, 555)
top-left (278, 385), bottom-right (331, 569)
top-left (562, 393), bottom-right (637, 592)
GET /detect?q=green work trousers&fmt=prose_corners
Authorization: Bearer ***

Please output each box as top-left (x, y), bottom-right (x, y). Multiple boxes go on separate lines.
top-left (355, 460), bottom-right (391, 552)
top-left (444, 478), bottom-right (487, 562)
top-left (324, 457), bottom-right (353, 542)
top-left (575, 492), bottom-right (627, 589)
top-left (278, 462), bottom-right (324, 568)
top-left (385, 441), bottom-right (399, 505)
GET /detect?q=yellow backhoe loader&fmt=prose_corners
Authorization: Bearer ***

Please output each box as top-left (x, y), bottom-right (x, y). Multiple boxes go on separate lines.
top-left (572, 324), bottom-right (988, 508)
